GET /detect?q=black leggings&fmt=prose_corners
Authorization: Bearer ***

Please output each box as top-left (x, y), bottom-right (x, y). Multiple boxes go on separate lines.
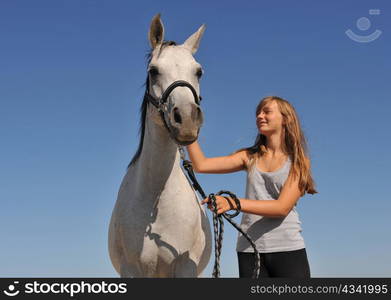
top-left (237, 248), bottom-right (311, 278)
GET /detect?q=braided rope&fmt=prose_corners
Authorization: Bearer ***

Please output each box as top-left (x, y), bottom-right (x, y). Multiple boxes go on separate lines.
top-left (209, 193), bottom-right (224, 277)
top-left (208, 192), bottom-right (260, 278)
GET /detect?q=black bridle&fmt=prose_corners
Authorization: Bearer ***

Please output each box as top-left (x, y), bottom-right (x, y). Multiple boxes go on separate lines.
top-left (145, 80), bottom-right (202, 141)
top-left (145, 80), bottom-right (202, 111)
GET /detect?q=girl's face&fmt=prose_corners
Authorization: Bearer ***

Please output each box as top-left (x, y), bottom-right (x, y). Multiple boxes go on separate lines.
top-left (256, 101), bottom-right (284, 135)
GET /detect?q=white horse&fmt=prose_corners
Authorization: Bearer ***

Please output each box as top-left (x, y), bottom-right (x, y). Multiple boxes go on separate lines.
top-left (108, 14), bottom-right (212, 278)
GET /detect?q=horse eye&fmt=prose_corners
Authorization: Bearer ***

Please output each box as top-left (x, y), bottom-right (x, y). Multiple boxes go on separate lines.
top-left (148, 67), bottom-right (159, 77)
top-left (196, 68), bottom-right (203, 79)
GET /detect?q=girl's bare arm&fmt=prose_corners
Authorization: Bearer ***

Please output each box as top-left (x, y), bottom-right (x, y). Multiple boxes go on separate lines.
top-left (186, 141), bottom-right (248, 174)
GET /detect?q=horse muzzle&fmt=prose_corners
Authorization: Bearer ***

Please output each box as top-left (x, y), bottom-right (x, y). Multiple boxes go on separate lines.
top-left (168, 103), bottom-right (203, 145)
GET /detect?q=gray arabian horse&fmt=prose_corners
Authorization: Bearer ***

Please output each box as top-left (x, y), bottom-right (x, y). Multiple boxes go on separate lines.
top-left (108, 14), bottom-right (212, 277)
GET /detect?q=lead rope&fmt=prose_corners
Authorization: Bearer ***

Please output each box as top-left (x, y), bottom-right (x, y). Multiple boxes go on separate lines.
top-left (179, 146), bottom-right (261, 278)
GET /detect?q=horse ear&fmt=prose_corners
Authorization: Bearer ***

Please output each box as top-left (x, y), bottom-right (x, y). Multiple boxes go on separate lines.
top-left (183, 24), bottom-right (206, 55)
top-left (148, 13), bottom-right (165, 49)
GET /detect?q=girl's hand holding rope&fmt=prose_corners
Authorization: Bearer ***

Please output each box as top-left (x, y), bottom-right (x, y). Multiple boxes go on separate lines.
top-left (201, 196), bottom-right (239, 215)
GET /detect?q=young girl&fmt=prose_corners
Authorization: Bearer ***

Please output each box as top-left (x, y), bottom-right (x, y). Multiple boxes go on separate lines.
top-left (186, 96), bottom-right (317, 278)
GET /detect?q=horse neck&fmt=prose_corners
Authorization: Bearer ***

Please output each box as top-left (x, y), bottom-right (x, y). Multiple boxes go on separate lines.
top-left (135, 114), bottom-right (180, 188)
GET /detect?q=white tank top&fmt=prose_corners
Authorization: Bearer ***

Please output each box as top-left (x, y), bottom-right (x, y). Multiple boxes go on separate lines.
top-left (236, 158), bottom-right (306, 253)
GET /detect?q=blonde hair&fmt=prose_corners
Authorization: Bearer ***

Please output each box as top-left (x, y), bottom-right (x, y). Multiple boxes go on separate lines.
top-left (240, 96), bottom-right (317, 195)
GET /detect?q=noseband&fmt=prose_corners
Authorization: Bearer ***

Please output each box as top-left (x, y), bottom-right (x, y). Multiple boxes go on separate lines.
top-left (145, 80), bottom-right (202, 111)
top-left (145, 80), bottom-right (202, 139)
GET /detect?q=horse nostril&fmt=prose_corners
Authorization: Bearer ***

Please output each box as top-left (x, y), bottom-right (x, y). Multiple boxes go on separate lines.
top-left (173, 107), bottom-right (182, 124)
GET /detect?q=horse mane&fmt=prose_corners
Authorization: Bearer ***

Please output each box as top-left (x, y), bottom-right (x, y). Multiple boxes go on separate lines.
top-left (128, 41), bottom-right (177, 168)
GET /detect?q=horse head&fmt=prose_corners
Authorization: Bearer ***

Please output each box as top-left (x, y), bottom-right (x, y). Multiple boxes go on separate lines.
top-left (146, 14), bottom-right (205, 146)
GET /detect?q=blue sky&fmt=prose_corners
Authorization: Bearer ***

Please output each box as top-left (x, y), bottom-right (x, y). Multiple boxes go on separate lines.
top-left (0, 0), bottom-right (390, 277)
